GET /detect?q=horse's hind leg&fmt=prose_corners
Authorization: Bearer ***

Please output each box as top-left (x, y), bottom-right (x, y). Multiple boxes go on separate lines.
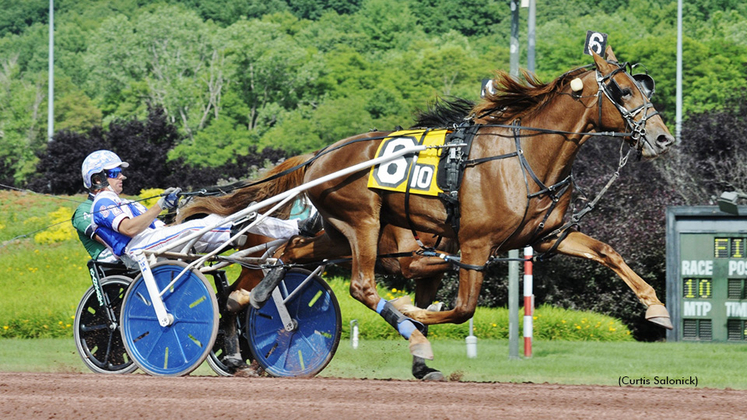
top-left (249, 231), bottom-right (352, 308)
top-left (343, 221), bottom-right (434, 360)
top-left (534, 230), bottom-right (673, 329)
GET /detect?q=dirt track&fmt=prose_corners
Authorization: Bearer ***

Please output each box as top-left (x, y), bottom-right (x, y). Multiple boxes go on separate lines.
top-left (0, 372), bottom-right (742, 419)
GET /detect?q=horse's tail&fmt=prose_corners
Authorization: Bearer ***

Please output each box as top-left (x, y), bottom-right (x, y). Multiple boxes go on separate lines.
top-left (176, 153), bottom-right (314, 223)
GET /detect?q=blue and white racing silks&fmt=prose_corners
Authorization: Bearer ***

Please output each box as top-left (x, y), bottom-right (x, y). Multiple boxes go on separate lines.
top-left (92, 190), bottom-right (300, 258)
top-left (126, 213), bottom-right (231, 256)
top-left (91, 190), bottom-right (164, 256)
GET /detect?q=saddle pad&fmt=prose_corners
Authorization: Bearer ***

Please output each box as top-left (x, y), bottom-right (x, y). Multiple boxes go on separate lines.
top-left (367, 129), bottom-right (449, 196)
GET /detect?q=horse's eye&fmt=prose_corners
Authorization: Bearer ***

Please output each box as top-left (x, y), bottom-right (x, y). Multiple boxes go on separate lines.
top-left (621, 88), bottom-right (633, 98)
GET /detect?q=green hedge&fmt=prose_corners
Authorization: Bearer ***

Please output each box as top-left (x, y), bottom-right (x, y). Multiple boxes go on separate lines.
top-left (329, 279), bottom-right (633, 342)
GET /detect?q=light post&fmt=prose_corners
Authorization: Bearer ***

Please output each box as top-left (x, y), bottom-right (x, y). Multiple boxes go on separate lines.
top-left (48, 0), bottom-right (54, 142)
top-left (675, 0), bottom-right (683, 144)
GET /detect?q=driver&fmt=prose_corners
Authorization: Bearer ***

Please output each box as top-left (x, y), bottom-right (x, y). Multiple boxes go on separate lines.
top-left (81, 150), bottom-right (320, 263)
top-left (71, 190), bottom-right (118, 263)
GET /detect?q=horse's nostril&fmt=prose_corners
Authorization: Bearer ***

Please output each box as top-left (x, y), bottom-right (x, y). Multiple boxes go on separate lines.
top-left (657, 134), bottom-right (675, 147)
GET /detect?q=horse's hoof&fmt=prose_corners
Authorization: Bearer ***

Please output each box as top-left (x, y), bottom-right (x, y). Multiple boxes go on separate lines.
top-left (409, 330), bottom-right (434, 360)
top-left (648, 316), bottom-right (674, 330)
top-left (422, 371), bottom-right (446, 382)
top-left (233, 367), bottom-right (260, 377)
top-left (250, 267), bottom-right (286, 309)
top-left (226, 289), bottom-right (251, 312)
top-left (223, 357), bottom-right (249, 372)
top-left (645, 305), bottom-right (673, 330)
top-left (233, 361), bottom-right (264, 378)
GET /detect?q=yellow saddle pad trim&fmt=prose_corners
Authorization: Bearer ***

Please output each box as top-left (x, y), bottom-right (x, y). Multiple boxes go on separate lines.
top-left (367, 129), bottom-right (448, 196)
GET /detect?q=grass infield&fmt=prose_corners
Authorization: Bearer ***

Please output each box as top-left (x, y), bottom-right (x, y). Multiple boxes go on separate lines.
top-left (1, 337), bottom-right (746, 389)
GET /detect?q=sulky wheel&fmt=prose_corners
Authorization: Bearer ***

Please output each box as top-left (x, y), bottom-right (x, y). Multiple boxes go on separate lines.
top-left (120, 261), bottom-right (219, 376)
top-left (74, 275), bottom-right (137, 374)
top-left (246, 268), bottom-right (341, 377)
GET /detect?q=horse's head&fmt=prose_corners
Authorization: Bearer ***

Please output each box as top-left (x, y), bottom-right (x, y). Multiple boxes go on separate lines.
top-left (591, 46), bottom-right (674, 159)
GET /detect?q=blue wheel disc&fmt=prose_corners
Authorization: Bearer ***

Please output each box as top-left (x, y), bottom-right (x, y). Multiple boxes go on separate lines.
top-left (246, 268), bottom-right (341, 377)
top-left (121, 262), bottom-right (218, 376)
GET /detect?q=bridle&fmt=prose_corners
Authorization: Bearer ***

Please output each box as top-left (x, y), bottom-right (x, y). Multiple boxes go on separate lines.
top-left (596, 61), bottom-right (658, 154)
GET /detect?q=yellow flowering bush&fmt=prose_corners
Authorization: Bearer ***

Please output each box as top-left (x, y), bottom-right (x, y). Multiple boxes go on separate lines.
top-left (33, 207), bottom-right (76, 244)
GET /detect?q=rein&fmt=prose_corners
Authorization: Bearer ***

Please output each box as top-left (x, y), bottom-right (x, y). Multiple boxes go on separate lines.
top-left (180, 135), bottom-right (395, 198)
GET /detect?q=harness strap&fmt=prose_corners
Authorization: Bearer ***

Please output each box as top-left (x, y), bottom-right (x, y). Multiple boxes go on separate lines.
top-left (532, 178), bottom-right (573, 235)
top-left (181, 135), bottom-right (395, 198)
top-left (436, 122), bottom-right (480, 236)
top-left (513, 124), bottom-right (573, 202)
top-left (531, 143), bottom-right (633, 257)
top-left (416, 249), bottom-right (487, 271)
top-left (275, 250), bottom-right (448, 271)
top-left (404, 129), bottom-right (432, 249)
top-left (464, 152), bottom-right (518, 167)
top-left (535, 224), bottom-right (576, 261)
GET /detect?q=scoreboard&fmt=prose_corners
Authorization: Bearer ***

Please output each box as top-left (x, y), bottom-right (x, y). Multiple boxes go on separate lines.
top-left (666, 206), bottom-right (747, 342)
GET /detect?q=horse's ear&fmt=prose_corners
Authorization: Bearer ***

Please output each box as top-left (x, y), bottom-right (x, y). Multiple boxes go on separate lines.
top-left (592, 49), bottom-right (614, 74)
top-left (605, 45), bottom-right (618, 62)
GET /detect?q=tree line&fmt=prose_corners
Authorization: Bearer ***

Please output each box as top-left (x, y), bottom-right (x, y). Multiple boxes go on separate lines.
top-left (2, 0), bottom-right (746, 187)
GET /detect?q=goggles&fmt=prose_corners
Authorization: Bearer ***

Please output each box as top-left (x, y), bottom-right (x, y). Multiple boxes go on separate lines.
top-left (106, 167), bottom-right (123, 178)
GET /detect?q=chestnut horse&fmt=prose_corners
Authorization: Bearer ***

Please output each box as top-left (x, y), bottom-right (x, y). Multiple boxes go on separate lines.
top-left (241, 46), bottom-right (674, 369)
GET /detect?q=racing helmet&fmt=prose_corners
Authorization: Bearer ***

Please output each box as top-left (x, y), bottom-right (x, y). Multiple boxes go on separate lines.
top-left (81, 150), bottom-right (129, 190)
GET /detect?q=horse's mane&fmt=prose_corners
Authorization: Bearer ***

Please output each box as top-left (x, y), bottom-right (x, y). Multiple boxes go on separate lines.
top-left (473, 67), bottom-right (590, 123)
top-left (412, 67), bottom-right (591, 128)
top-left (176, 153), bottom-right (315, 223)
top-left (412, 97), bottom-right (475, 128)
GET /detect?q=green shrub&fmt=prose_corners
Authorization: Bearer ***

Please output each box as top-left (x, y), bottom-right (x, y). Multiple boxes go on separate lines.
top-left (0, 314), bottom-right (74, 339)
top-left (328, 278), bottom-right (633, 342)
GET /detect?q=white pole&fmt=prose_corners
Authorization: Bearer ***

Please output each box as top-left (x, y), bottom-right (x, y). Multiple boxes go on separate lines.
top-left (350, 320), bottom-right (359, 349)
top-left (510, 0), bottom-right (520, 78)
top-left (48, 0), bottom-right (54, 142)
top-left (508, 249), bottom-right (520, 360)
top-left (526, 0), bottom-right (536, 73)
top-left (466, 318), bottom-right (477, 358)
top-left (675, 0), bottom-right (683, 144)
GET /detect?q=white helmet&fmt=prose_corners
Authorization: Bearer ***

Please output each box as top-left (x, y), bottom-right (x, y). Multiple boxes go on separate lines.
top-left (81, 150), bottom-right (129, 189)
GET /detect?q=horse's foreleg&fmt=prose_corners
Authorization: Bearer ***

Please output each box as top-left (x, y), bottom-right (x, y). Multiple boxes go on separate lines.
top-left (414, 276), bottom-right (442, 309)
top-left (535, 230), bottom-right (673, 330)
